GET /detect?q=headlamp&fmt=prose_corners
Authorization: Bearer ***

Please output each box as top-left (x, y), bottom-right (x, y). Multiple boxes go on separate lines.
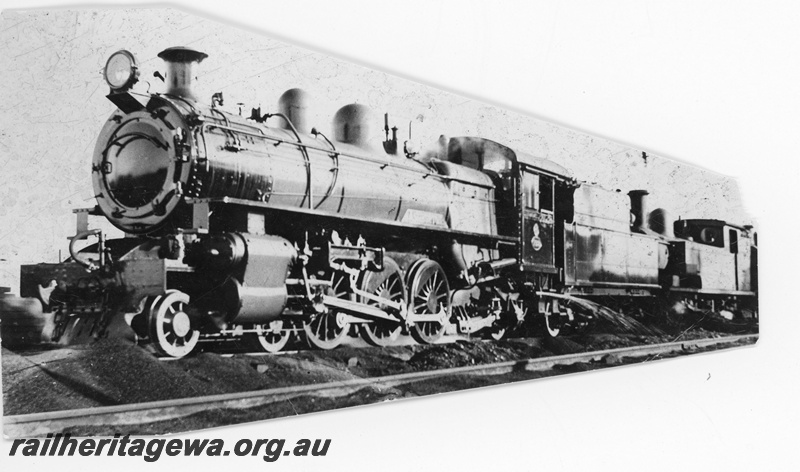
top-left (104, 50), bottom-right (139, 91)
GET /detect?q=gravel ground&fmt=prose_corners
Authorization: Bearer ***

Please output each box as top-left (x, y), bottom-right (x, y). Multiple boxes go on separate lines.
top-left (41, 334), bottom-right (757, 436)
top-left (2, 311), bottom-right (757, 422)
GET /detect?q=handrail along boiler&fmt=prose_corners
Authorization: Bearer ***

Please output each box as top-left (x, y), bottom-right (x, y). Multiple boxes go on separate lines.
top-left (19, 47), bottom-right (758, 357)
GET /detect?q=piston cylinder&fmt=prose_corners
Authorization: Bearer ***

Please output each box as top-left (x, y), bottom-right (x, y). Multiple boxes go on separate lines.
top-left (223, 233), bottom-right (297, 324)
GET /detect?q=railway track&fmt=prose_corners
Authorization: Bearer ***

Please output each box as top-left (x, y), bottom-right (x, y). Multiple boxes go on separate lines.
top-left (4, 334), bottom-right (757, 437)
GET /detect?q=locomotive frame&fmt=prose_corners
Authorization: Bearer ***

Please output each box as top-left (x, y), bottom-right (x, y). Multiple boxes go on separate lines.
top-left (15, 45), bottom-right (757, 359)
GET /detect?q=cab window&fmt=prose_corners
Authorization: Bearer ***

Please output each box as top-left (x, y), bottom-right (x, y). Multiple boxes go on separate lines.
top-left (522, 171), bottom-right (555, 212)
top-left (729, 229), bottom-right (739, 254)
top-left (523, 172), bottom-right (539, 209)
top-left (483, 152), bottom-right (512, 173)
top-left (699, 227), bottom-right (724, 248)
top-left (540, 176), bottom-right (553, 212)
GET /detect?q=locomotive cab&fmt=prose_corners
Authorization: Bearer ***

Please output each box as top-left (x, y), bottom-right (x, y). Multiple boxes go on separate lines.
top-left (519, 165), bottom-right (560, 275)
top-left (423, 136), bottom-right (518, 236)
top-left (430, 137), bottom-right (575, 284)
top-left (671, 219), bottom-right (757, 294)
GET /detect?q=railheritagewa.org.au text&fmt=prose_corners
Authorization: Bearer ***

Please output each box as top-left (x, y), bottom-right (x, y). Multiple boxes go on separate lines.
top-left (9, 433), bottom-right (331, 462)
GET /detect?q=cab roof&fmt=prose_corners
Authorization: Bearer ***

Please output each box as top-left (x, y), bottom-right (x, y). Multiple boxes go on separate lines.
top-left (425, 136), bottom-right (573, 181)
top-left (678, 218), bottom-right (752, 232)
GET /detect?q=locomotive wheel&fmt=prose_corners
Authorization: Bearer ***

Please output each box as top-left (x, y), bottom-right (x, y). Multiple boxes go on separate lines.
top-left (487, 324), bottom-right (507, 341)
top-left (128, 295), bottom-right (157, 341)
top-left (408, 260), bottom-right (450, 344)
top-left (542, 300), bottom-right (561, 338)
top-left (253, 319), bottom-right (292, 353)
top-left (544, 313), bottom-right (561, 337)
top-left (148, 290), bottom-right (199, 358)
top-left (359, 257), bottom-right (406, 346)
top-left (304, 273), bottom-right (351, 350)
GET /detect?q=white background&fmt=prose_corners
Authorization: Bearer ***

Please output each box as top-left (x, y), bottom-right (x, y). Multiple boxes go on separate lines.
top-left (1, 1), bottom-right (799, 470)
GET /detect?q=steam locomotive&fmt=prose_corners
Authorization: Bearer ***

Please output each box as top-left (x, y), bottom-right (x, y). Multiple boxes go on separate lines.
top-left (16, 47), bottom-right (758, 358)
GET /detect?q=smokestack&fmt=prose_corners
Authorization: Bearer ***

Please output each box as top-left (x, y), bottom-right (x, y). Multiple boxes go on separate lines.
top-left (157, 47), bottom-right (208, 101)
top-left (628, 190), bottom-right (649, 233)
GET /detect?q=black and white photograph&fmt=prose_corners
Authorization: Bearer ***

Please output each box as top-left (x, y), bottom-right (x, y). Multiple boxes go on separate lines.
top-left (0, 1), bottom-right (797, 470)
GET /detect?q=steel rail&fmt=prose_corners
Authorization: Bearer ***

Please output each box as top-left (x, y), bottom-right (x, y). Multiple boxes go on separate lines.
top-left (3, 334), bottom-right (757, 437)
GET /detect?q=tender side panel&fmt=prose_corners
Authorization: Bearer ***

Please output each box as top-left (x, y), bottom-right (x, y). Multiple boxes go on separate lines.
top-left (564, 223), bottom-right (660, 288)
top-left (563, 184), bottom-right (660, 291)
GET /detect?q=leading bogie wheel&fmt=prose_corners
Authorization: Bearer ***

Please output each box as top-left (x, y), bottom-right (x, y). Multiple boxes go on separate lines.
top-left (408, 259), bottom-right (450, 344)
top-left (148, 290), bottom-right (199, 358)
top-left (303, 273), bottom-right (351, 350)
top-left (359, 257), bottom-right (406, 346)
top-left (253, 319), bottom-right (292, 353)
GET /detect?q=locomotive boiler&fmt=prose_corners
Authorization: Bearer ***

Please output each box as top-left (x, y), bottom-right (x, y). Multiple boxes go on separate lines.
top-left (15, 46), bottom-right (758, 358)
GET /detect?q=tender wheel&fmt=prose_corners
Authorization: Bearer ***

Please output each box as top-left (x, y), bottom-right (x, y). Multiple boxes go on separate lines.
top-left (487, 324), bottom-right (507, 341)
top-left (542, 300), bottom-right (561, 338)
top-left (304, 273), bottom-right (351, 350)
top-left (253, 319), bottom-right (292, 353)
top-left (408, 260), bottom-right (450, 344)
top-left (544, 313), bottom-right (561, 337)
top-left (359, 257), bottom-right (406, 346)
top-left (148, 290), bottom-right (199, 358)
top-left (486, 303), bottom-right (523, 341)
